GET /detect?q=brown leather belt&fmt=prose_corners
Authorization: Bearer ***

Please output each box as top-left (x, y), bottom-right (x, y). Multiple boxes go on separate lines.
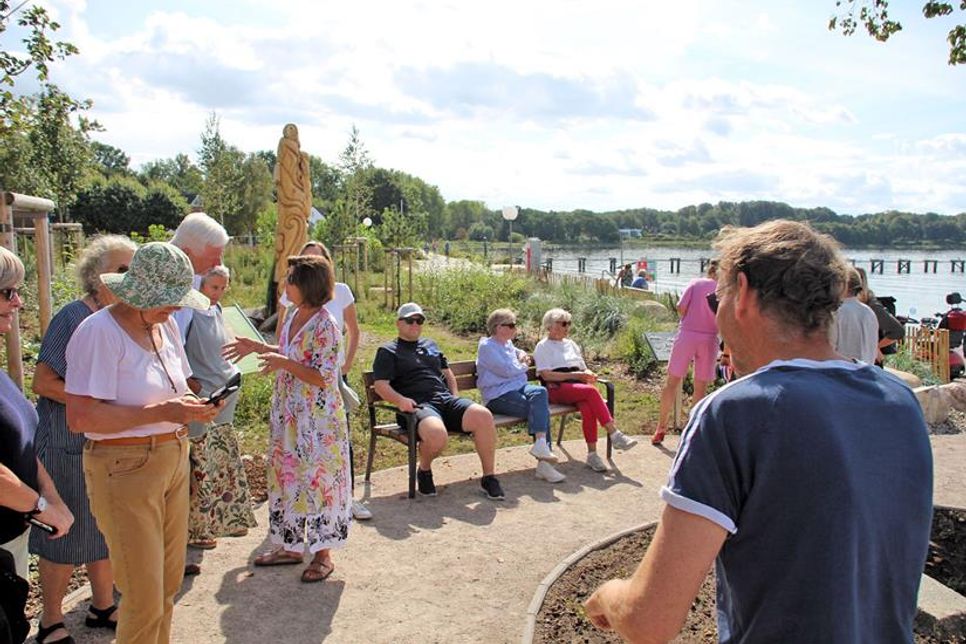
top-left (95, 426), bottom-right (188, 446)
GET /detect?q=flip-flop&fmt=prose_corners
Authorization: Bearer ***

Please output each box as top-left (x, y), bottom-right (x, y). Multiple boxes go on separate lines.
top-left (300, 560), bottom-right (334, 583)
top-left (253, 549), bottom-right (304, 567)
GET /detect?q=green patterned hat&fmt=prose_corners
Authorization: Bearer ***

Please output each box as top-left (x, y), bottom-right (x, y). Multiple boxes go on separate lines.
top-left (100, 242), bottom-right (210, 310)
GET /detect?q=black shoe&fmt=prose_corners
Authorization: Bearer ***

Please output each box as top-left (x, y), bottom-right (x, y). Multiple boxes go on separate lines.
top-left (417, 469), bottom-right (437, 496)
top-left (480, 475), bottom-right (505, 500)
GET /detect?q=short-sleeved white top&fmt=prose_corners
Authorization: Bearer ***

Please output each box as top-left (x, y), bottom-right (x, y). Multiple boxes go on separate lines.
top-left (65, 308), bottom-right (192, 440)
top-left (533, 338), bottom-right (588, 373)
top-left (280, 282), bottom-right (354, 330)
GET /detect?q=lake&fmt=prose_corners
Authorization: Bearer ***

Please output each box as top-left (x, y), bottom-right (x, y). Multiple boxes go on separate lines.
top-left (542, 245), bottom-right (966, 320)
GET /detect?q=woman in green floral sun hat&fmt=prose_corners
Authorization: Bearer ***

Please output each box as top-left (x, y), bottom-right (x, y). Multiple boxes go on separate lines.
top-left (64, 241), bottom-right (223, 644)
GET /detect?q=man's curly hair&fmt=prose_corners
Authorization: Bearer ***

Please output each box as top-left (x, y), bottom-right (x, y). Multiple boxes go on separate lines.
top-left (713, 220), bottom-right (849, 334)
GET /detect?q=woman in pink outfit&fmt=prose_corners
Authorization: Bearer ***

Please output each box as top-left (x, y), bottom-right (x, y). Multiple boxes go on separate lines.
top-left (652, 261), bottom-right (720, 445)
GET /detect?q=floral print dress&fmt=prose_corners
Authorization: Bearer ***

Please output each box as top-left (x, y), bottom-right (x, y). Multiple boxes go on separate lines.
top-left (268, 307), bottom-right (351, 553)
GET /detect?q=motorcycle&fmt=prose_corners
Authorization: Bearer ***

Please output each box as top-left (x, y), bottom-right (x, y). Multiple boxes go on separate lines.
top-left (918, 292), bottom-right (965, 379)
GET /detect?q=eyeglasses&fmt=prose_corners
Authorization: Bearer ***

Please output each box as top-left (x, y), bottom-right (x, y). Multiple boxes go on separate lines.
top-left (499, 322), bottom-right (517, 329)
top-left (706, 292), bottom-right (719, 314)
top-left (401, 317), bottom-right (425, 325)
top-left (557, 320), bottom-right (571, 327)
top-left (0, 287), bottom-right (20, 302)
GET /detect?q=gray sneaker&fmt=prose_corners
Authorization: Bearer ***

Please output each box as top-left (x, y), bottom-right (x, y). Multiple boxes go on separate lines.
top-left (609, 430), bottom-right (638, 450)
top-left (586, 452), bottom-right (609, 472)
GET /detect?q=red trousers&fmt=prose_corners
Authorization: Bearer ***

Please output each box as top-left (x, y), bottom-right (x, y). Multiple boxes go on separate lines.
top-left (547, 382), bottom-right (613, 444)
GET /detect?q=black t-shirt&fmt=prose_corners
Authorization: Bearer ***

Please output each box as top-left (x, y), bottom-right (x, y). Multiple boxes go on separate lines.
top-left (0, 372), bottom-right (39, 542)
top-left (371, 338), bottom-right (450, 403)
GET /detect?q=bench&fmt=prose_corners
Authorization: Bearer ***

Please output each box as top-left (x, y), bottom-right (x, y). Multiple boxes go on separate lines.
top-left (363, 360), bottom-right (615, 498)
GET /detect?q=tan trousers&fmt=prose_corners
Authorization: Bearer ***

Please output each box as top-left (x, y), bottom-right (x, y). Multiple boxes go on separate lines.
top-left (84, 438), bottom-right (189, 644)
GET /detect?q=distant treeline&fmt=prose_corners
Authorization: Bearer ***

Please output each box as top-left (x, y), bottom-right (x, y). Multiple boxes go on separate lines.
top-left (449, 201), bottom-right (966, 248)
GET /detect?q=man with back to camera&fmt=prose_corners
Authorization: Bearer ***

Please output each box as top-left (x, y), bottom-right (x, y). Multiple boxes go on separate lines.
top-left (585, 220), bottom-right (933, 643)
top-left (372, 303), bottom-right (505, 500)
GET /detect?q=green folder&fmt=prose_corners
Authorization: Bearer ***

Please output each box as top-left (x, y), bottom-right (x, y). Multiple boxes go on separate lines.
top-left (222, 304), bottom-right (265, 375)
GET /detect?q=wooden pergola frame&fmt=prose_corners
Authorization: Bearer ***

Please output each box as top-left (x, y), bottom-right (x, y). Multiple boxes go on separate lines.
top-left (0, 191), bottom-right (56, 389)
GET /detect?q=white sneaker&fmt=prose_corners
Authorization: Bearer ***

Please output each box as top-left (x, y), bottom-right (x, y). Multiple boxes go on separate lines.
top-left (351, 500), bottom-right (372, 521)
top-left (535, 460), bottom-right (566, 483)
top-left (529, 440), bottom-right (559, 463)
top-left (586, 452), bottom-right (609, 472)
top-left (609, 430), bottom-right (638, 451)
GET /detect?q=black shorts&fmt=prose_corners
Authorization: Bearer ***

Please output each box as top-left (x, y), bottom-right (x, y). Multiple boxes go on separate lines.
top-left (397, 394), bottom-right (474, 435)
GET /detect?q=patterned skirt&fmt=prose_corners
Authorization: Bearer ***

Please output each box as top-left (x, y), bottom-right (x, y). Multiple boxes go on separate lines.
top-left (188, 424), bottom-right (257, 541)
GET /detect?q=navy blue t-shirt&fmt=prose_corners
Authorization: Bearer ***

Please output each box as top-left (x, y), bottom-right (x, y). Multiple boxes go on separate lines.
top-left (371, 338), bottom-right (450, 403)
top-left (0, 371), bottom-right (39, 542)
top-left (662, 359), bottom-right (932, 643)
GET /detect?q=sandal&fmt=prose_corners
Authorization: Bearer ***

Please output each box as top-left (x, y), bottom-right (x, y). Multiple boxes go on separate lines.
top-left (253, 548), bottom-right (303, 567)
top-left (300, 559), bottom-right (334, 583)
top-left (651, 429), bottom-right (666, 446)
top-left (85, 604), bottom-right (118, 630)
top-left (36, 621), bottom-right (74, 644)
top-left (188, 538), bottom-right (218, 550)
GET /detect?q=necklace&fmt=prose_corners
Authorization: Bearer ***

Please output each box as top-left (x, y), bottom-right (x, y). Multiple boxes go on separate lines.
top-left (141, 311), bottom-right (178, 394)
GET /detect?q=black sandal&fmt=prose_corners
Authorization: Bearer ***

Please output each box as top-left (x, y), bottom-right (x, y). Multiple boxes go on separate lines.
top-left (35, 621), bottom-right (75, 644)
top-left (85, 604), bottom-right (118, 630)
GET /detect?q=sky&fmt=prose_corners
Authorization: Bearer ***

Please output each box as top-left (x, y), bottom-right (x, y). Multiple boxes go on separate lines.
top-left (12, 0), bottom-right (966, 215)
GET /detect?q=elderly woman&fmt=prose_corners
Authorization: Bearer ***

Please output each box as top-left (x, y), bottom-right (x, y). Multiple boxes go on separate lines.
top-left (65, 242), bottom-right (221, 643)
top-left (30, 235), bottom-right (135, 643)
top-left (533, 309), bottom-right (637, 472)
top-left (184, 265), bottom-right (256, 553)
top-left (652, 261), bottom-right (720, 446)
top-left (476, 309), bottom-right (565, 483)
top-left (225, 255), bottom-right (350, 584)
top-left (0, 247), bottom-right (75, 644)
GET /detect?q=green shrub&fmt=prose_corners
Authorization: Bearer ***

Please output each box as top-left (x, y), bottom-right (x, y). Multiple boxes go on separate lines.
top-left (415, 265), bottom-right (531, 334)
top-left (885, 343), bottom-right (941, 386)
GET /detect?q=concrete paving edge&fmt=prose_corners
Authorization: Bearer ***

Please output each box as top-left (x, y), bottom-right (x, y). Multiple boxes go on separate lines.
top-left (520, 521), bottom-right (658, 644)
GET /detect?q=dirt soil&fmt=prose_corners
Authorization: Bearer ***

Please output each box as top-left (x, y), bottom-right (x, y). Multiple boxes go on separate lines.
top-left (535, 509), bottom-right (966, 643)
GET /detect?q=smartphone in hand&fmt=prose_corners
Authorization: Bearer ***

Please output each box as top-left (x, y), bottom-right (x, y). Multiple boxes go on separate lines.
top-left (207, 373), bottom-right (241, 405)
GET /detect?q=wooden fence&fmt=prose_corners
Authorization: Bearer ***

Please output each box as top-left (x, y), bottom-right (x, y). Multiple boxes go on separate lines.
top-left (900, 326), bottom-right (950, 383)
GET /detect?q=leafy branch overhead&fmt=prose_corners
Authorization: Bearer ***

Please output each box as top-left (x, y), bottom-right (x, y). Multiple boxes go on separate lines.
top-left (829, 0), bottom-right (966, 65)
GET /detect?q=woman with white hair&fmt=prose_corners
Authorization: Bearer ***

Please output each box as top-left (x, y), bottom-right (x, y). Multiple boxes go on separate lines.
top-left (0, 247), bottom-right (75, 644)
top-left (476, 309), bottom-right (565, 483)
top-left (183, 265), bottom-right (256, 556)
top-left (30, 235), bottom-right (135, 642)
top-left (533, 308), bottom-right (637, 472)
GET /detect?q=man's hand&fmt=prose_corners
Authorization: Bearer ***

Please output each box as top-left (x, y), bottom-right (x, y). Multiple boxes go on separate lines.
top-left (584, 578), bottom-right (628, 632)
top-left (396, 397), bottom-right (419, 413)
top-left (35, 500), bottom-right (74, 540)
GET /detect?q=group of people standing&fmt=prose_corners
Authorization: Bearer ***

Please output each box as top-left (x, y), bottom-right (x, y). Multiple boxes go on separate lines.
top-left (0, 213), bottom-right (365, 643)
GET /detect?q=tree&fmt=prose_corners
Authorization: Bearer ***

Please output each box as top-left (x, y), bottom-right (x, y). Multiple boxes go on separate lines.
top-left (198, 114), bottom-right (245, 231)
top-left (90, 141), bottom-right (131, 176)
top-left (829, 0), bottom-right (966, 65)
top-left (237, 153), bottom-right (273, 237)
top-left (140, 153), bottom-right (205, 196)
top-left (337, 125), bottom-right (375, 228)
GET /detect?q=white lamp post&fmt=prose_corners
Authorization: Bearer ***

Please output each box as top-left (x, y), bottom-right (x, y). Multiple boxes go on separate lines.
top-left (501, 205), bottom-right (518, 268)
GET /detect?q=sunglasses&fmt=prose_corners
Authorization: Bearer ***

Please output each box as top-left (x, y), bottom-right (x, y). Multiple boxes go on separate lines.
top-left (401, 317), bottom-right (425, 325)
top-left (557, 320), bottom-right (571, 327)
top-left (499, 322), bottom-right (517, 329)
top-left (0, 287), bottom-right (20, 302)
top-left (706, 292), bottom-right (719, 314)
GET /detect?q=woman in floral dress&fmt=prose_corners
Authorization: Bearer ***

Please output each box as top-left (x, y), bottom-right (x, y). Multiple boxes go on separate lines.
top-left (224, 254), bottom-right (350, 583)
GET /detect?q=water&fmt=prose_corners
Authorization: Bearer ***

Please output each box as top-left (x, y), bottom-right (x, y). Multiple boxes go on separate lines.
top-left (542, 246), bottom-right (966, 321)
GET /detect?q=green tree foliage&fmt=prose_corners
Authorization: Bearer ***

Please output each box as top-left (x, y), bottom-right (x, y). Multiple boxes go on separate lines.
top-left (140, 153), bottom-right (204, 197)
top-left (71, 175), bottom-right (187, 234)
top-left (237, 153), bottom-right (273, 237)
top-left (338, 124), bottom-right (374, 227)
top-left (829, 0), bottom-right (966, 65)
top-left (0, 3), bottom-right (96, 216)
top-left (90, 141), bottom-right (131, 176)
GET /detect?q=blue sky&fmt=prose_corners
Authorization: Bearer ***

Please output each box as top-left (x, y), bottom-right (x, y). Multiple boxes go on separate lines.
top-left (18, 0), bottom-right (966, 214)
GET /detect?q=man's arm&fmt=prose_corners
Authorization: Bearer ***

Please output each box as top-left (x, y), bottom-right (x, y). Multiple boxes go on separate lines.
top-left (585, 505), bottom-right (727, 643)
top-left (443, 368), bottom-right (458, 396)
top-left (373, 380), bottom-right (417, 412)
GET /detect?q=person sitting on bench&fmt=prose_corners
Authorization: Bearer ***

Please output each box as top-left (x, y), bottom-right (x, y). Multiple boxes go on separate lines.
top-left (371, 303), bottom-right (505, 500)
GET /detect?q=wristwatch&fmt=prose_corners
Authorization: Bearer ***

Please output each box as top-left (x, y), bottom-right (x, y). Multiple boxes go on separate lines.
top-left (28, 495), bottom-right (47, 516)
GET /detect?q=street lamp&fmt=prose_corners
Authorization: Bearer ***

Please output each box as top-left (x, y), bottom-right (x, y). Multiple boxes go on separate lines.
top-left (501, 205), bottom-right (518, 268)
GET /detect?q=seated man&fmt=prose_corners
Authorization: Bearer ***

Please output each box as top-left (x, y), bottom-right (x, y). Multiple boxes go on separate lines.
top-left (630, 270), bottom-right (648, 289)
top-left (372, 303), bottom-right (504, 500)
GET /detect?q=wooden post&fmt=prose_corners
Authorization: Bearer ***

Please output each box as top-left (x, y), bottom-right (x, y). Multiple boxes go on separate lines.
top-left (897, 259), bottom-right (910, 274)
top-left (407, 250), bottom-right (413, 302)
top-left (31, 212), bottom-right (53, 336)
